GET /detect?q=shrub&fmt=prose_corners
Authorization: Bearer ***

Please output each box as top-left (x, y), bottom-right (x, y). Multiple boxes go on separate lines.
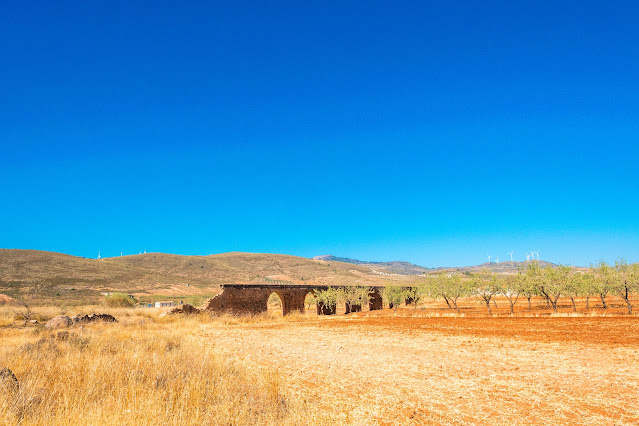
top-left (104, 293), bottom-right (137, 307)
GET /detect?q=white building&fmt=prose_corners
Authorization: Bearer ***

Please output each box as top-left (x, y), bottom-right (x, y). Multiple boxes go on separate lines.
top-left (155, 301), bottom-right (175, 308)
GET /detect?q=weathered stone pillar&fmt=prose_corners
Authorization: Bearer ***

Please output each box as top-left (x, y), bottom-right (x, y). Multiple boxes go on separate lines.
top-left (281, 288), bottom-right (308, 315)
top-left (369, 288), bottom-right (383, 311)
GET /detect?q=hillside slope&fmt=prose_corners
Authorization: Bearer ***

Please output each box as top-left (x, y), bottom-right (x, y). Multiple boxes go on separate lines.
top-left (0, 249), bottom-right (417, 304)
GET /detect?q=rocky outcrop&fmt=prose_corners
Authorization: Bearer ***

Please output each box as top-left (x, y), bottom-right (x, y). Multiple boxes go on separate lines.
top-left (161, 304), bottom-right (201, 316)
top-left (45, 314), bottom-right (117, 329)
top-left (45, 315), bottom-right (73, 329)
top-left (71, 313), bottom-right (117, 324)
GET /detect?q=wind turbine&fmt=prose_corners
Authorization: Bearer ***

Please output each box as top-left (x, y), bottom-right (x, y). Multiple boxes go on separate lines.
top-left (144, 248), bottom-right (147, 254)
top-left (97, 250), bottom-right (101, 260)
top-left (535, 250), bottom-right (540, 261)
top-left (120, 251), bottom-right (123, 257)
top-left (508, 251), bottom-right (514, 263)
top-left (487, 255), bottom-right (492, 264)
top-left (495, 257), bottom-right (499, 263)
top-left (525, 252), bottom-right (531, 261)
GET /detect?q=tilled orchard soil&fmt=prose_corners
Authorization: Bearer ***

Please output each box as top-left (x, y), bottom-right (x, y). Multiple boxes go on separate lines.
top-left (203, 311), bottom-right (639, 425)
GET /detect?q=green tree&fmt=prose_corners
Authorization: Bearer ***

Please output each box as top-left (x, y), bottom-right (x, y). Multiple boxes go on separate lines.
top-left (580, 269), bottom-right (597, 310)
top-left (611, 259), bottom-right (636, 314)
top-left (313, 287), bottom-right (340, 314)
top-left (516, 266), bottom-right (538, 311)
top-left (304, 293), bottom-right (316, 310)
top-left (595, 261), bottom-right (613, 309)
top-left (404, 284), bottom-right (424, 310)
top-left (383, 285), bottom-right (408, 313)
top-left (342, 286), bottom-right (371, 311)
top-left (564, 272), bottom-right (583, 312)
top-left (429, 274), bottom-right (454, 309)
top-left (540, 265), bottom-right (570, 313)
top-left (440, 273), bottom-right (472, 313)
top-left (472, 269), bottom-right (500, 315)
top-left (500, 275), bottom-right (520, 314)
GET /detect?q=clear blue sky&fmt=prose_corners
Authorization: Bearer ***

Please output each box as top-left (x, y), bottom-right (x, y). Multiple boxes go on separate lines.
top-left (2, 1), bottom-right (638, 267)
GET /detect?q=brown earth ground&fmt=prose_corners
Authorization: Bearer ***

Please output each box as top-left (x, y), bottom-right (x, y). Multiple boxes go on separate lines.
top-left (206, 297), bottom-right (639, 424)
top-left (2, 296), bottom-right (638, 425)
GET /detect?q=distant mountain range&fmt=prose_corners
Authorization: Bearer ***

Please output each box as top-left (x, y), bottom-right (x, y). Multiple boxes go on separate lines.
top-left (312, 255), bottom-right (557, 275)
top-left (312, 255), bottom-right (430, 275)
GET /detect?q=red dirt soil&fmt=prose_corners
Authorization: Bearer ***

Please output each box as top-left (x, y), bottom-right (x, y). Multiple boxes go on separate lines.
top-left (206, 305), bottom-right (639, 425)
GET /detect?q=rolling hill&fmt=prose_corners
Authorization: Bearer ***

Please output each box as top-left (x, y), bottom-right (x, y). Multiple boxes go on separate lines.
top-left (0, 249), bottom-right (419, 304)
top-left (0, 249), bottom-right (562, 305)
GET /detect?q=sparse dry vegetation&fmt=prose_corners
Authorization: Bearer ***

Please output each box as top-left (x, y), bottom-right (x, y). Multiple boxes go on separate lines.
top-left (0, 310), bottom-right (332, 425)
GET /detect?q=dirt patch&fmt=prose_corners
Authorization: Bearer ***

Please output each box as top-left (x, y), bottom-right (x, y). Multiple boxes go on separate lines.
top-left (202, 313), bottom-right (639, 424)
top-left (320, 315), bottom-right (639, 347)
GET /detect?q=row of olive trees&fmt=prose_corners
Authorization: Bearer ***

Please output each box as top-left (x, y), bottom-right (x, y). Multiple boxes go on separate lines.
top-left (311, 260), bottom-right (639, 315)
top-left (514, 260), bottom-right (639, 314)
top-left (411, 260), bottom-right (639, 315)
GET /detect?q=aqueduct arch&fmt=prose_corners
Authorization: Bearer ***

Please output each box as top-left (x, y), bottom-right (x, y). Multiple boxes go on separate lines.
top-left (205, 284), bottom-right (385, 316)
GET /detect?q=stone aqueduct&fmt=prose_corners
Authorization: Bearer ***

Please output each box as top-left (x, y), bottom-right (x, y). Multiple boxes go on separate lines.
top-left (205, 284), bottom-right (389, 316)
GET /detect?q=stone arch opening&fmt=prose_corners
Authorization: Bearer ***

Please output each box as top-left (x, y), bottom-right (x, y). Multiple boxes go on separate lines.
top-left (267, 291), bottom-right (285, 316)
top-left (304, 292), bottom-right (317, 314)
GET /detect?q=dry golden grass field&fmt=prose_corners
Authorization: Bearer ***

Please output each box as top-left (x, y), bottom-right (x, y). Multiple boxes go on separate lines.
top-left (2, 296), bottom-right (639, 425)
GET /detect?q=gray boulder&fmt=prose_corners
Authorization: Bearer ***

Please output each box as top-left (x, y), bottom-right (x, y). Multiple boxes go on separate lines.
top-left (45, 315), bottom-right (72, 329)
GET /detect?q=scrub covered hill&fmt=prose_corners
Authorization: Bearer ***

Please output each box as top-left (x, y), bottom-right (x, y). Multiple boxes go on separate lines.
top-left (0, 249), bottom-right (417, 304)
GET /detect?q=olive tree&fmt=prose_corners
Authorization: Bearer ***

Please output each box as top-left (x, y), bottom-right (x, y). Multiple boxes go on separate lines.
top-left (383, 285), bottom-right (408, 313)
top-left (540, 265), bottom-right (570, 313)
top-left (516, 266), bottom-right (538, 311)
top-left (305, 293), bottom-right (317, 310)
top-left (595, 261), bottom-right (613, 309)
top-left (564, 271), bottom-right (585, 312)
top-left (313, 287), bottom-right (340, 314)
top-left (428, 274), bottom-right (455, 309)
top-left (500, 275), bottom-right (520, 314)
top-left (342, 286), bottom-right (371, 311)
top-left (612, 260), bottom-right (636, 314)
top-left (405, 281), bottom-right (428, 310)
top-left (440, 273), bottom-right (473, 313)
top-left (472, 269), bottom-right (500, 315)
top-left (580, 270), bottom-right (597, 310)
